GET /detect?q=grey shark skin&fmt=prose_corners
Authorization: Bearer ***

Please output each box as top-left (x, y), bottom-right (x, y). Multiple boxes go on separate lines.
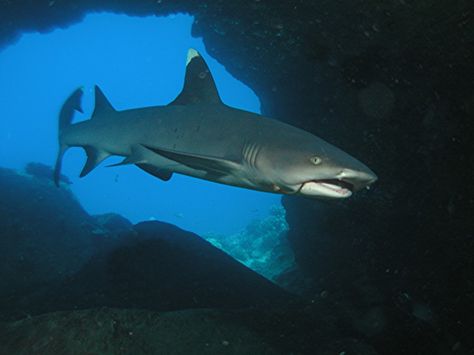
top-left (54, 49), bottom-right (377, 199)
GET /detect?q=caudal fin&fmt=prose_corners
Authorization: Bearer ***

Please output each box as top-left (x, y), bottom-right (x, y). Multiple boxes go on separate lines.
top-left (54, 87), bottom-right (84, 186)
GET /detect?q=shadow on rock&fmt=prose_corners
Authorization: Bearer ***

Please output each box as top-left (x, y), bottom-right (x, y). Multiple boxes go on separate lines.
top-left (4, 221), bottom-right (294, 319)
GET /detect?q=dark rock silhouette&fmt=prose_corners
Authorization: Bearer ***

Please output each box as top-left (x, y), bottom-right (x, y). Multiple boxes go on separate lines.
top-left (0, 308), bottom-right (280, 355)
top-left (17, 221), bottom-right (293, 316)
top-left (24, 162), bottom-right (72, 185)
top-left (0, 167), bottom-right (100, 297)
top-left (0, 306), bottom-right (381, 355)
top-left (0, 168), bottom-right (292, 320)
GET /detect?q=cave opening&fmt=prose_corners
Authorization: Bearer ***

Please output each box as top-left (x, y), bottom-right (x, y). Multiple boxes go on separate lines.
top-left (0, 12), bottom-right (294, 282)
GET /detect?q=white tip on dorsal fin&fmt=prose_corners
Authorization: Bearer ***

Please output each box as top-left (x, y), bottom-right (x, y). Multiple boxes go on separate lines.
top-left (169, 48), bottom-right (222, 106)
top-left (186, 48), bottom-right (200, 66)
top-left (92, 85), bottom-right (116, 118)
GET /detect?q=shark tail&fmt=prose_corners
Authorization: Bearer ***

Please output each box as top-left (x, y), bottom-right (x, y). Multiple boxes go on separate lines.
top-left (54, 87), bottom-right (84, 186)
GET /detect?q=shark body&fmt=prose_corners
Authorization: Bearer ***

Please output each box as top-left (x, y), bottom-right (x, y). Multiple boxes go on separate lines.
top-left (55, 49), bottom-right (377, 199)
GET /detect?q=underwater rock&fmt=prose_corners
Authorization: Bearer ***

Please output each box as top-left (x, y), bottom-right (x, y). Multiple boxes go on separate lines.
top-left (0, 308), bottom-right (279, 355)
top-left (34, 221), bottom-right (292, 314)
top-left (92, 212), bottom-right (133, 238)
top-left (0, 167), bottom-right (101, 299)
top-left (24, 162), bottom-right (72, 185)
top-left (0, 303), bottom-right (379, 355)
top-left (0, 166), bottom-right (292, 319)
top-left (202, 205), bottom-right (307, 293)
top-left (357, 82), bottom-right (395, 119)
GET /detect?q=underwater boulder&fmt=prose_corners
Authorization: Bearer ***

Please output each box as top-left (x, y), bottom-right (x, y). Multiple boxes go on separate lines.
top-left (20, 221), bottom-right (293, 315)
top-left (92, 212), bottom-right (134, 239)
top-left (0, 308), bottom-right (279, 355)
top-left (24, 162), bottom-right (72, 185)
top-left (0, 166), bottom-right (293, 319)
top-left (0, 167), bottom-right (103, 299)
top-left (0, 303), bottom-right (377, 355)
top-left (201, 205), bottom-right (306, 294)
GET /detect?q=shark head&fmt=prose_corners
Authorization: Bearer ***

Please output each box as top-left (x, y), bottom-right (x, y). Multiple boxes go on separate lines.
top-left (258, 134), bottom-right (378, 199)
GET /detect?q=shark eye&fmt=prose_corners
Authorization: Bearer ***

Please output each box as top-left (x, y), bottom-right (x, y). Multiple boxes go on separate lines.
top-left (310, 156), bottom-right (322, 165)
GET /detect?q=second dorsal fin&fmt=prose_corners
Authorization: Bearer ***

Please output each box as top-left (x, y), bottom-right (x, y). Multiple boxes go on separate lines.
top-left (169, 48), bottom-right (222, 106)
top-left (92, 85), bottom-right (116, 118)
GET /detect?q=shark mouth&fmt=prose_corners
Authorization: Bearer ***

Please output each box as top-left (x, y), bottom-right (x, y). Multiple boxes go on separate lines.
top-left (300, 179), bottom-right (354, 198)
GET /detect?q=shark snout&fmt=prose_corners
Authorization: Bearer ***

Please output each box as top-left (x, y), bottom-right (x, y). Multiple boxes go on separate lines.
top-left (336, 168), bottom-right (377, 191)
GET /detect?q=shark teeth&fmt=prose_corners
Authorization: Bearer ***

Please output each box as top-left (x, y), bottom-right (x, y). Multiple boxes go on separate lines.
top-left (300, 179), bottom-right (353, 198)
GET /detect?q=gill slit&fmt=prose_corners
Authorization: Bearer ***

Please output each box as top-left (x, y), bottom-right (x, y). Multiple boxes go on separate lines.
top-left (243, 142), bottom-right (261, 170)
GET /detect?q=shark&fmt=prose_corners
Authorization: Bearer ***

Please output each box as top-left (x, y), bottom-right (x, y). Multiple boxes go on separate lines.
top-left (54, 48), bottom-right (377, 199)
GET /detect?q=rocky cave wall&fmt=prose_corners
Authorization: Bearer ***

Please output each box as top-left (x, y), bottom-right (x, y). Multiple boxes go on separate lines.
top-left (1, 0), bottom-right (473, 350)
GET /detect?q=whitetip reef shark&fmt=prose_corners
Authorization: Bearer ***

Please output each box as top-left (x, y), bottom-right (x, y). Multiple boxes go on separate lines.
top-left (54, 48), bottom-right (377, 199)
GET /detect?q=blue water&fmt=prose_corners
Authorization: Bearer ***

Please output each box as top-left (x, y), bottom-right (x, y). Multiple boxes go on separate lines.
top-left (0, 12), bottom-right (281, 235)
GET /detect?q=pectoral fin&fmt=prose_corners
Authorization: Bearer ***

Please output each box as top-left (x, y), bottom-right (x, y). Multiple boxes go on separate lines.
top-left (142, 145), bottom-right (241, 175)
top-left (136, 163), bottom-right (173, 181)
top-left (106, 146), bottom-right (148, 167)
top-left (80, 147), bottom-right (110, 178)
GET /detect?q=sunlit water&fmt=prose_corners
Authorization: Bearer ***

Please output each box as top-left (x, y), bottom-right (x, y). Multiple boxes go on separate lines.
top-left (0, 12), bottom-right (282, 236)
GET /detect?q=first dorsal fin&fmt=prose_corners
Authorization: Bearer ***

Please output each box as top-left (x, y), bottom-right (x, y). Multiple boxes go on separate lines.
top-left (92, 85), bottom-right (116, 117)
top-left (169, 48), bottom-right (222, 106)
